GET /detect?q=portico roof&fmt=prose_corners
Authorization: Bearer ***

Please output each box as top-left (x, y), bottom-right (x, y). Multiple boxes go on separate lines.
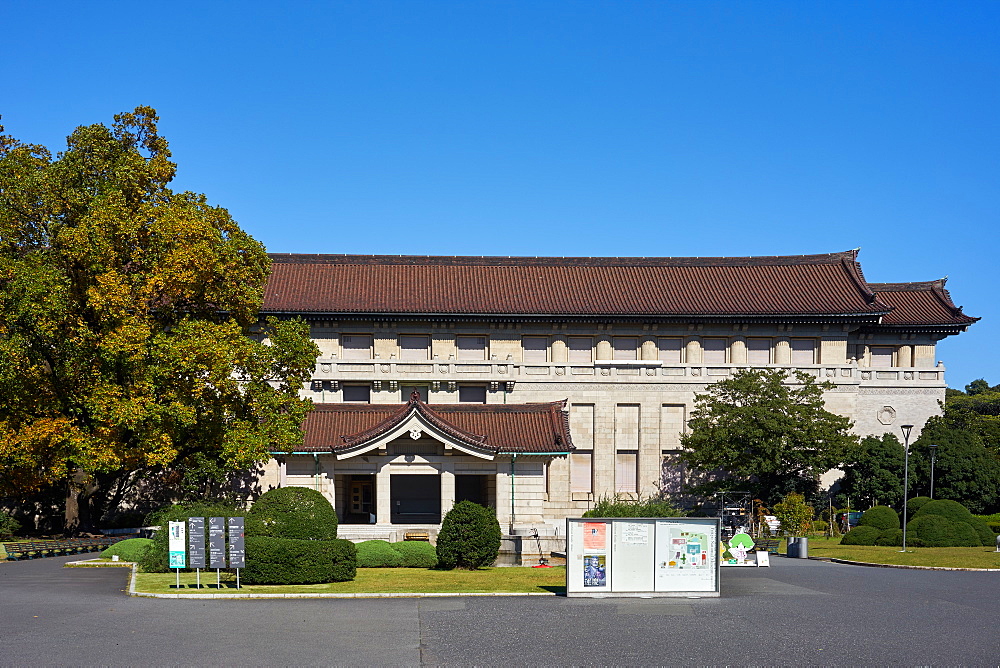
top-left (294, 396), bottom-right (574, 456)
top-left (869, 279), bottom-right (980, 329)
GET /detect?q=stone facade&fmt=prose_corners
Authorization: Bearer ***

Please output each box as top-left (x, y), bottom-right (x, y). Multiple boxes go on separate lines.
top-left (257, 251), bottom-right (977, 537)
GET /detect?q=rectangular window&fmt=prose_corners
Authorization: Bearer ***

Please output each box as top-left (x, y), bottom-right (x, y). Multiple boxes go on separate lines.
top-left (522, 336), bottom-right (548, 363)
top-left (870, 346), bottom-right (894, 368)
top-left (613, 336), bottom-right (638, 361)
top-left (456, 335), bottom-right (487, 361)
top-left (342, 384), bottom-right (371, 403)
top-left (571, 451), bottom-right (593, 494)
top-left (341, 334), bottom-right (373, 360)
top-left (615, 451), bottom-right (638, 494)
top-left (791, 338), bottom-right (817, 365)
top-left (702, 338), bottom-right (727, 364)
top-left (747, 338), bottom-right (771, 366)
top-left (458, 385), bottom-right (487, 403)
top-left (568, 337), bottom-right (593, 364)
top-left (657, 337), bottom-right (683, 364)
top-left (399, 335), bottom-right (430, 361)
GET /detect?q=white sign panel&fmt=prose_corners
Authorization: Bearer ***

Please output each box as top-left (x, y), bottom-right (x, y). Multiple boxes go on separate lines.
top-left (653, 520), bottom-right (717, 592)
top-left (168, 521), bottom-right (186, 569)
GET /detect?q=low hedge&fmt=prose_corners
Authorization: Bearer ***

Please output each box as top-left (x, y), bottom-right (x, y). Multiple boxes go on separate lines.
top-left (101, 538), bottom-right (154, 562)
top-left (242, 536), bottom-right (356, 584)
top-left (840, 525), bottom-right (882, 546)
top-left (874, 529), bottom-right (907, 547)
top-left (392, 540), bottom-right (438, 568)
top-left (356, 540), bottom-right (404, 568)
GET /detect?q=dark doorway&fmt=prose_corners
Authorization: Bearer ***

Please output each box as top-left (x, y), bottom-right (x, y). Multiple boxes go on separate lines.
top-left (456, 474), bottom-right (490, 507)
top-left (342, 475), bottom-right (375, 524)
top-left (390, 475), bottom-right (441, 524)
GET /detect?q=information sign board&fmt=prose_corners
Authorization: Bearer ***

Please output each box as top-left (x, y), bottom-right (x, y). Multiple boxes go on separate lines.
top-left (566, 517), bottom-right (720, 597)
top-left (209, 516), bottom-right (226, 568)
top-left (228, 517), bottom-right (245, 568)
top-left (188, 517), bottom-right (206, 569)
top-left (168, 521), bottom-right (186, 569)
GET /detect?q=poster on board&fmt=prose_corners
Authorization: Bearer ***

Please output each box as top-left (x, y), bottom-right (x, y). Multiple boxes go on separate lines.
top-left (653, 521), bottom-right (717, 592)
top-left (168, 521), bottom-right (186, 569)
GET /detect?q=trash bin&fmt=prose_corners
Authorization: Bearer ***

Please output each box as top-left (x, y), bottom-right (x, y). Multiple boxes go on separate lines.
top-left (796, 537), bottom-right (808, 558)
top-left (786, 536), bottom-right (798, 558)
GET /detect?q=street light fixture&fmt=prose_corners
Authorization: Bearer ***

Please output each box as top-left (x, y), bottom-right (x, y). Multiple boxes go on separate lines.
top-left (900, 424), bottom-right (914, 552)
top-left (929, 443), bottom-right (939, 499)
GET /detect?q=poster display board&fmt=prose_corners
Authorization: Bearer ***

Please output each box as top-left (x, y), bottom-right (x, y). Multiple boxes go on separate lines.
top-left (566, 517), bottom-right (720, 597)
top-left (168, 521), bottom-right (186, 569)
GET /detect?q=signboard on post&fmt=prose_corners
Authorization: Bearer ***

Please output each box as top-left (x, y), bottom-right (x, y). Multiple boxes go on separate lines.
top-left (566, 517), bottom-right (721, 597)
top-left (188, 517), bottom-right (206, 569)
top-left (228, 517), bottom-right (245, 568)
top-left (168, 521), bottom-right (186, 569)
top-left (209, 517), bottom-right (226, 569)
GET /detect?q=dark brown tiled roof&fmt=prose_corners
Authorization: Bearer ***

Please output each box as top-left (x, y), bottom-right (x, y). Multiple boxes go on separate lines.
top-left (869, 280), bottom-right (979, 327)
top-left (263, 250), bottom-right (890, 318)
top-left (296, 397), bottom-right (573, 455)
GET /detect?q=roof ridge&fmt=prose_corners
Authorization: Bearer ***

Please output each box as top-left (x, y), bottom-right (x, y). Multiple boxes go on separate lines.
top-left (267, 250), bottom-right (860, 268)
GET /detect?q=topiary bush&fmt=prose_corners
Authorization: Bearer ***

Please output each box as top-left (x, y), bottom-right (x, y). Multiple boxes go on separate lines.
top-left (246, 487), bottom-right (338, 540)
top-left (101, 538), bottom-right (154, 562)
top-left (356, 540), bottom-right (404, 568)
top-left (392, 540), bottom-right (438, 568)
top-left (139, 501), bottom-right (243, 572)
top-left (242, 536), bottom-right (356, 584)
top-left (858, 505), bottom-right (900, 532)
top-left (840, 525), bottom-right (882, 546)
top-left (436, 500), bottom-right (502, 570)
top-left (874, 529), bottom-right (907, 547)
top-left (905, 514), bottom-right (965, 547)
top-left (907, 496), bottom-right (932, 520)
top-left (911, 499), bottom-right (989, 546)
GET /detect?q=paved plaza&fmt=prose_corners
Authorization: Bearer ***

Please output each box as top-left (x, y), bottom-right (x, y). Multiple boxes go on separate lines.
top-left (1, 554), bottom-right (997, 665)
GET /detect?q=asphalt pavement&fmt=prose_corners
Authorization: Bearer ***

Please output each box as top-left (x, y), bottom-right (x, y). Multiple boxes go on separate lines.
top-left (1, 553), bottom-right (998, 666)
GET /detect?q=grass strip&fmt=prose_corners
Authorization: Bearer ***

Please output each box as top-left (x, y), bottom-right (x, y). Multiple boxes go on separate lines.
top-left (134, 566), bottom-right (567, 595)
top-left (801, 536), bottom-right (1000, 569)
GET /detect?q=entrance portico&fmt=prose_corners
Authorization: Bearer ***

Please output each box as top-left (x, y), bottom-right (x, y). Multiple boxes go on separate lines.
top-left (263, 395), bottom-right (573, 541)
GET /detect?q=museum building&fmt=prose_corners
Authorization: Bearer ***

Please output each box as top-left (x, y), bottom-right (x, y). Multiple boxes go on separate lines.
top-left (255, 250), bottom-right (977, 542)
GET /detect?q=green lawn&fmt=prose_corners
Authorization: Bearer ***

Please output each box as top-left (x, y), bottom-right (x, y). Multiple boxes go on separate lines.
top-left (800, 536), bottom-right (1000, 569)
top-left (134, 566), bottom-right (567, 595)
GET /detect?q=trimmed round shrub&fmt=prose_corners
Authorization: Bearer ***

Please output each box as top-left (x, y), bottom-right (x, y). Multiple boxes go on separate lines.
top-left (139, 501), bottom-right (243, 573)
top-left (242, 536), bottom-right (356, 584)
top-left (436, 500), bottom-right (502, 570)
top-left (906, 514), bottom-right (966, 547)
top-left (246, 487), bottom-right (337, 540)
top-left (101, 538), bottom-right (153, 562)
top-left (858, 506), bottom-right (900, 532)
top-left (968, 518), bottom-right (995, 545)
top-left (874, 529), bottom-right (907, 547)
top-left (914, 499), bottom-right (973, 524)
top-left (907, 496), bottom-right (932, 520)
top-left (952, 521), bottom-right (983, 547)
top-left (356, 540), bottom-right (404, 568)
top-left (840, 525), bottom-right (882, 546)
top-left (392, 540), bottom-right (438, 568)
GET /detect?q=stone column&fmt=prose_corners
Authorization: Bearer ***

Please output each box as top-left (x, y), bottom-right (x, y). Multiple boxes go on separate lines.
top-left (774, 337), bottom-right (791, 365)
top-left (376, 462), bottom-right (392, 525)
top-left (640, 336), bottom-right (658, 361)
top-left (897, 344), bottom-right (913, 367)
top-left (730, 336), bottom-right (747, 365)
top-left (596, 335), bottom-right (612, 361)
top-left (440, 466), bottom-right (456, 518)
top-left (551, 335), bottom-right (568, 364)
top-left (685, 336), bottom-right (702, 365)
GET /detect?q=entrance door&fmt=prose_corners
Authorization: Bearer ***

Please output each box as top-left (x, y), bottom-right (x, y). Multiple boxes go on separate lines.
top-left (344, 477), bottom-right (375, 524)
top-left (456, 474), bottom-right (490, 507)
top-left (390, 475), bottom-right (441, 524)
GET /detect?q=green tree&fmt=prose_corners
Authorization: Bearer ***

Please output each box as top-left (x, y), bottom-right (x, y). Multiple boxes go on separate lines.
top-left (908, 419), bottom-right (1000, 514)
top-left (771, 492), bottom-right (814, 536)
top-left (0, 108), bottom-right (319, 530)
top-left (680, 369), bottom-right (856, 505)
top-left (939, 385), bottom-right (1000, 451)
top-left (838, 434), bottom-right (905, 509)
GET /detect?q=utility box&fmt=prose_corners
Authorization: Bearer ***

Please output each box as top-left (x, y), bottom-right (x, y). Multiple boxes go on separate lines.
top-left (565, 517), bottom-right (721, 598)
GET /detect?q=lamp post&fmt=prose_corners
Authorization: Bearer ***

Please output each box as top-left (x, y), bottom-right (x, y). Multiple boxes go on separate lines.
top-left (900, 424), bottom-right (914, 552)
top-left (929, 443), bottom-right (939, 499)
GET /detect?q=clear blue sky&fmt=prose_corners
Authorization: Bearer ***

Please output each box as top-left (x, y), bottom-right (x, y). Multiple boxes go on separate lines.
top-left (3, 1), bottom-right (997, 389)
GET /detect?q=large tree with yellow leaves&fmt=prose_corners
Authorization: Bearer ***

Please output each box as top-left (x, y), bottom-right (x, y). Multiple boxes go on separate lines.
top-left (0, 108), bottom-right (318, 530)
